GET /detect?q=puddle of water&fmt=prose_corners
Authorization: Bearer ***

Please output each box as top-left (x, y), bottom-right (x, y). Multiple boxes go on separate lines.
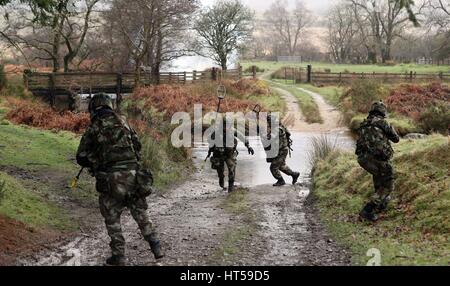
top-left (193, 131), bottom-right (355, 187)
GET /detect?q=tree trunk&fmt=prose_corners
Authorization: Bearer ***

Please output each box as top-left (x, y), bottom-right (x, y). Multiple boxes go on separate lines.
top-left (221, 57), bottom-right (227, 71)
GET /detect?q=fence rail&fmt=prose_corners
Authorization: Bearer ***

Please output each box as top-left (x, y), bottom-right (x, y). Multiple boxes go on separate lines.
top-left (24, 66), bottom-right (242, 109)
top-left (272, 66), bottom-right (450, 85)
top-left (24, 67), bottom-right (242, 104)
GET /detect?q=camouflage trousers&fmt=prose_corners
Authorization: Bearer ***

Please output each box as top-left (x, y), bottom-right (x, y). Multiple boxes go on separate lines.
top-left (96, 170), bottom-right (157, 257)
top-left (211, 150), bottom-right (237, 185)
top-left (270, 148), bottom-right (296, 180)
top-left (358, 154), bottom-right (395, 209)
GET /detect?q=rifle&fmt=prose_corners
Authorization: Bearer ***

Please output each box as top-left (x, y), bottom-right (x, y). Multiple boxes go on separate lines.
top-left (70, 168), bottom-right (85, 190)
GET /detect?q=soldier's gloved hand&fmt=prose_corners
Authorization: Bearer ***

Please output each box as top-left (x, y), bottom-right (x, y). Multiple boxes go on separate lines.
top-left (247, 147), bottom-right (255, 155)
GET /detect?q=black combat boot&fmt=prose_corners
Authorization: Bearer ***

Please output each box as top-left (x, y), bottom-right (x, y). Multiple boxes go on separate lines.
top-left (228, 180), bottom-right (235, 193)
top-left (292, 172), bottom-right (300, 185)
top-left (377, 196), bottom-right (391, 212)
top-left (273, 179), bottom-right (286, 187)
top-left (219, 177), bottom-right (225, 189)
top-left (359, 203), bottom-right (379, 222)
top-left (145, 234), bottom-right (164, 260)
top-left (105, 255), bottom-right (126, 266)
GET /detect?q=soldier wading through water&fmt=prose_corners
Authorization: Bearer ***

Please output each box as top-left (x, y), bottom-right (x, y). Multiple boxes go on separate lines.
top-left (76, 93), bottom-right (164, 266)
top-left (264, 114), bottom-right (300, 187)
top-left (356, 101), bottom-right (400, 222)
top-left (207, 117), bottom-right (255, 193)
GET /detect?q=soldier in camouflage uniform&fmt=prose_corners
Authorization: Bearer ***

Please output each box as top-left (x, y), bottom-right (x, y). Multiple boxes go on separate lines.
top-left (265, 114), bottom-right (300, 187)
top-left (76, 93), bottom-right (163, 266)
top-left (208, 118), bottom-right (255, 193)
top-left (356, 101), bottom-right (400, 222)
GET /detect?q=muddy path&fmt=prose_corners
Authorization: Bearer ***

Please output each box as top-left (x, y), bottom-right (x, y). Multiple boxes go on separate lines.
top-left (20, 85), bottom-right (353, 266)
top-left (272, 85), bottom-right (345, 133)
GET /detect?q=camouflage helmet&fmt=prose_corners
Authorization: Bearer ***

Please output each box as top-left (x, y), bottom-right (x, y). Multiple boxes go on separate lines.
top-left (370, 101), bottom-right (388, 117)
top-left (88, 93), bottom-right (113, 114)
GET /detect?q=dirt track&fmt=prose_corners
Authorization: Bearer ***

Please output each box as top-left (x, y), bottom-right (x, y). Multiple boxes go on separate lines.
top-left (19, 86), bottom-right (352, 266)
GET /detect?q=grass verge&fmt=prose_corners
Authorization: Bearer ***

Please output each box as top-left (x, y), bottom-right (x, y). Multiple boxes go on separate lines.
top-left (297, 84), bottom-right (344, 106)
top-left (270, 80), bottom-right (323, 124)
top-left (312, 135), bottom-right (449, 265)
top-left (0, 171), bottom-right (75, 231)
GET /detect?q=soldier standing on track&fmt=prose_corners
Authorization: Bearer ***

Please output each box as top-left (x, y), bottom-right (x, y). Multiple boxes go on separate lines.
top-left (264, 114), bottom-right (300, 187)
top-left (76, 93), bottom-right (164, 266)
top-left (208, 117), bottom-right (255, 193)
top-left (356, 101), bottom-right (400, 222)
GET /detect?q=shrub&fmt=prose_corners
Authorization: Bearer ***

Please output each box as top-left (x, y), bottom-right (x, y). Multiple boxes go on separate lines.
top-left (341, 79), bottom-right (388, 114)
top-left (385, 83), bottom-right (450, 121)
top-left (308, 135), bottom-right (338, 168)
top-left (419, 102), bottom-right (450, 134)
top-left (5, 97), bottom-right (90, 133)
top-left (0, 64), bottom-right (7, 91)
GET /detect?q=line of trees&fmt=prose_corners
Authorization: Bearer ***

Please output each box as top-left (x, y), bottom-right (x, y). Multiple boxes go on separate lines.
top-left (327, 0), bottom-right (449, 64)
top-left (0, 0), bottom-right (255, 74)
top-left (0, 0), bottom-right (448, 71)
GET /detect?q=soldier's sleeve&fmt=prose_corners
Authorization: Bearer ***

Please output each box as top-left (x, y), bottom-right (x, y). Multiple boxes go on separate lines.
top-left (76, 126), bottom-right (96, 168)
top-left (380, 120), bottom-right (400, 143)
top-left (234, 128), bottom-right (250, 147)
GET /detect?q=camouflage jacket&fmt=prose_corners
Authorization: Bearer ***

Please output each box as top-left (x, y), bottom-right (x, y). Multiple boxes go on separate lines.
top-left (208, 128), bottom-right (250, 154)
top-left (76, 109), bottom-right (141, 173)
top-left (263, 124), bottom-right (291, 151)
top-left (356, 115), bottom-right (400, 160)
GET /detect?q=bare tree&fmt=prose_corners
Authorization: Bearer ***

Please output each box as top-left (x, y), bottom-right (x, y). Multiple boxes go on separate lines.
top-left (104, 0), bottom-right (197, 82)
top-left (348, 0), bottom-right (425, 63)
top-left (194, 0), bottom-right (253, 70)
top-left (264, 0), bottom-right (312, 57)
top-left (61, 0), bottom-right (100, 72)
top-left (0, 0), bottom-right (101, 72)
top-left (327, 2), bottom-right (359, 63)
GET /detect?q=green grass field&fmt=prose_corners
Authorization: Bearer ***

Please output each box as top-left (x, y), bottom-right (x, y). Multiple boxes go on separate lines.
top-left (242, 61), bottom-right (450, 74)
top-left (313, 135), bottom-right (450, 265)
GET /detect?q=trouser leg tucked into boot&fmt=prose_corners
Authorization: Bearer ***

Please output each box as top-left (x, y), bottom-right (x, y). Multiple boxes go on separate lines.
top-left (145, 233), bottom-right (164, 259)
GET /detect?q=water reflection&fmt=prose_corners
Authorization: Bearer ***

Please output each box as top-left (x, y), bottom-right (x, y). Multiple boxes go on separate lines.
top-left (193, 131), bottom-right (355, 187)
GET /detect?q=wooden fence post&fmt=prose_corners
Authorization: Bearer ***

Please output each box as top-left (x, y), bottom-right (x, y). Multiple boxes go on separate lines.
top-left (183, 72), bottom-right (187, 84)
top-left (193, 70), bottom-right (197, 82)
top-left (116, 73), bottom-right (123, 106)
top-left (211, 68), bottom-right (217, 81)
top-left (284, 67), bottom-right (287, 84)
top-left (252, 66), bottom-right (256, 79)
top-left (23, 70), bottom-right (30, 90)
top-left (439, 72), bottom-right (443, 81)
top-left (307, 65), bottom-right (312, 83)
top-left (238, 65), bottom-right (242, 80)
top-left (49, 73), bottom-right (56, 108)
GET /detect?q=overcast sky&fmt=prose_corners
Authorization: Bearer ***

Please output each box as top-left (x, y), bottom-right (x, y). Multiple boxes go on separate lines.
top-left (201, 0), bottom-right (334, 16)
